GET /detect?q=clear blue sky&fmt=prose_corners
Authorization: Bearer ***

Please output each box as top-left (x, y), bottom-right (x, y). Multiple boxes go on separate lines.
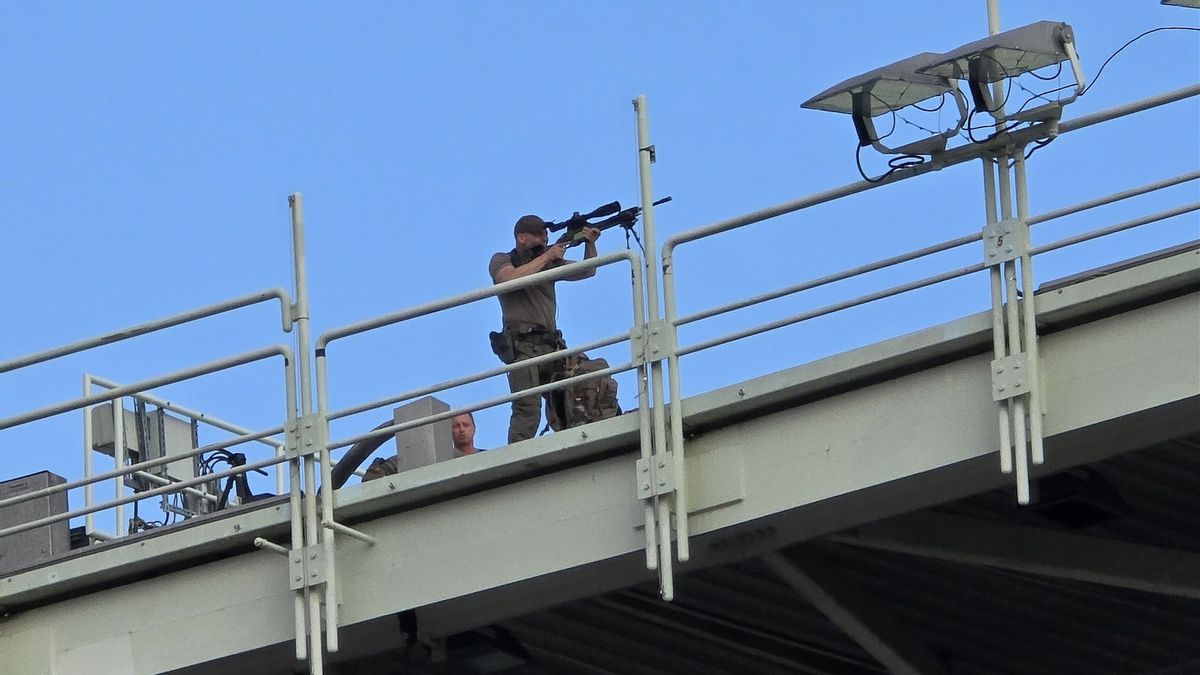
top-left (1, 2), bottom-right (1197, 525)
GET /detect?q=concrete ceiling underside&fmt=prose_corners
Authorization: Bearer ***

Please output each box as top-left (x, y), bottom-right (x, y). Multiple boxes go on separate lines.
top-left (335, 432), bottom-right (1200, 675)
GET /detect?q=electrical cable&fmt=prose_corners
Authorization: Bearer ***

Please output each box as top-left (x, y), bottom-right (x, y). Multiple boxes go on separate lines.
top-left (976, 25), bottom-right (1199, 129)
top-left (1028, 60), bottom-right (1064, 82)
top-left (1081, 26), bottom-right (1200, 97)
top-left (1023, 137), bottom-right (1055, 162)
top-left (911, 92), bottom-right (948, 112)
top-left (1009, 26), bottom-right (1198, 166)
top-left (855, 142), bottom-right (927, 183)
top-left (865, 90), bottom-right (900, 142)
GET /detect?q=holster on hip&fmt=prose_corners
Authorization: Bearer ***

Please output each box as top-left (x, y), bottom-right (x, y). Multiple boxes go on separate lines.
top-left (489, 330), bottom-right (517, 364)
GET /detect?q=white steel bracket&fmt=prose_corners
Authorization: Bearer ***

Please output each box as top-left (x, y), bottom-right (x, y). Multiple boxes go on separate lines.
top-left (289, 544), bottom-right (326, 591)
top-left (637, 452), bottom-right (677, 500)
top-left (991, 353), bottom-right (1031, 402)
top-left (285, 413), bottom-right (326, 460)
top-left (632, 320), bottom-right (675, 366)
top-left (983, 218), bottom-right (1029, 266)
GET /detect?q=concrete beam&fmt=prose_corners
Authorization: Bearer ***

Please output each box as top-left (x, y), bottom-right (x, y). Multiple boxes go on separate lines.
top-left (828, 512), bottom-right (1200, 599)
top-left (0, 265), bottom-right (1195, 674)
top-left (762, 550), bottom-right (948, 675)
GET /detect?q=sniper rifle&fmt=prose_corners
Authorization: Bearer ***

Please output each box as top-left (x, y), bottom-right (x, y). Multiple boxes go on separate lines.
top-left (545, 197), bottom-right (672, 248)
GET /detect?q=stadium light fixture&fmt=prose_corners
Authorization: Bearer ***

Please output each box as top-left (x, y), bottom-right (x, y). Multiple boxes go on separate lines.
top-left (919, 21), bottom-right (1086, 117)
top-left (802, 52), bottom-right (968, 156)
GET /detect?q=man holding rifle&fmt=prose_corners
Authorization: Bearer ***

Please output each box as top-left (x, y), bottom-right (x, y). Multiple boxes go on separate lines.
top-left (489, 214), bottom-right (601, 443)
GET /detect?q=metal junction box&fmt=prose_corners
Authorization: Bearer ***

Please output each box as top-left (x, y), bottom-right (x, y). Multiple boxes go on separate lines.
top-left (0, 471), bottom-right (69, 576)
top-left (91, 403), bottom-right (198, 489)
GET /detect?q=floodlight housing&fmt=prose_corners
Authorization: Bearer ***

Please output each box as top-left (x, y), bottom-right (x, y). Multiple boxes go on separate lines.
top-left (919, 21), bottom-right (1086, 115)
top-left (802, 52), bottom-right (968, 156)
top-left (1161, 0), bottom-right (1200, 8)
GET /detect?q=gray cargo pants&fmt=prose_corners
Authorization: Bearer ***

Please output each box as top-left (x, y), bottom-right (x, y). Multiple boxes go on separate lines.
top-left (506, 335), bottom-right (564, 443)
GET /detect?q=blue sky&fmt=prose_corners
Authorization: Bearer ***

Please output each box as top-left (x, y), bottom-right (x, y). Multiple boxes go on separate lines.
top-left (1, 2), bottom-right (1197, 527)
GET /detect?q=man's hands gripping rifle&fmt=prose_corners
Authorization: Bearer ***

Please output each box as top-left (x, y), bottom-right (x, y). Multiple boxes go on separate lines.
top-left (546, 197), bottom-right (672, 248)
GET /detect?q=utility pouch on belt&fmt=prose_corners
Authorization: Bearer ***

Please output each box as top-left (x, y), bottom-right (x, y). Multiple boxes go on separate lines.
top-left (489, 330), bottom-right (516, 364)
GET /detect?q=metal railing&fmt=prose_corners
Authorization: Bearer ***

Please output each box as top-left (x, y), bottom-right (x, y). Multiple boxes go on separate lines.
top-left (0, 286), bottom-right (305, 660)
top-left (79, 373), bottom-right (289, 538)
top-left (0, 345), bottom-right (296, 536)
top-left (0, 80), bottom-right (1194, 675)
top-left (311, 247), bottom-right (648, 650)
top-left (654, 84), bottom-right (1199, 544)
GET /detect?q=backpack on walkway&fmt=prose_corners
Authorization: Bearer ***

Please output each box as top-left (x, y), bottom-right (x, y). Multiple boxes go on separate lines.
top-left (544, 354), bottom-right (621, 432)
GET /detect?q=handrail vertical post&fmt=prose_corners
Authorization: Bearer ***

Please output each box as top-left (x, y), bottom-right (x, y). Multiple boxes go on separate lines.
top-left (111, 392), bottom-right (127, 536)
top-left (83, 374), bottom-right (96, 535)
top-left (982, 158), bottom-right (1014, 475)
top-left (1014, 150), bottom-right (1045, 465)
top-left (290, 192), bottom-right (327, 671)
top-left (634, 95), bottom-right (676, 599)
top-left (996, 152), bottom-right (1031, 505)
top-left (282, 353), bottom-right (307, 662)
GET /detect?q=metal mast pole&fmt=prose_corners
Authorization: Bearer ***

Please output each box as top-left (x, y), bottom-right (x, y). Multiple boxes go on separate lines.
top-left (289, 193), bottom-right (325, 673)
top-left (634, 95), bottom-right (676, 600)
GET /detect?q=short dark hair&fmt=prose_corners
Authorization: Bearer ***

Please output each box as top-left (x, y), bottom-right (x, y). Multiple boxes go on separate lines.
top-left (453, 411), bottom-right (475, 423)
top-left (514, 214), bottom-right (546, 236)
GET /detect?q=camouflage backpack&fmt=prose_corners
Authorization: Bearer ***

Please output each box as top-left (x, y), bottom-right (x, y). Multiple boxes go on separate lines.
top-left (544, 354), bottom-right (621, 432)
top-left (362, 456), bottom-right (398, 482)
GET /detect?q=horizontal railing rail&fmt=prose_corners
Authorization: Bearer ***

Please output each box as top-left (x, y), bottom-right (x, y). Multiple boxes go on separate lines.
top-left (660, 85), bottom-right (1200, 261)
top-left (677, 261), bottom-right (989, 358)
top-left (327, 331), bottom-right (629, 423)
top-left (0, 453), bottom-right (287, 540)
top-left (0, 288), bottom-right (293, 375)
top-left (317, 249), bottom-right (644, 445)
top-left (316, 251), bottom-right (640, 351)
top-left (670, 175), bottom-right (1200, 356)
top-left (1026, 171), bottom-right (1200, 227)
top-left (88, 374), bottom-right (286, 450)
top-left (0, 346), bottom-right (293, 431)
top-left (329, 359), bottom-right (636, 450)
top-left (0, 425), bottom-right (287, 511)
top-left (1031, 203), bottom-right (1200, 256)
top-left (0, 346), bottom-right (294, 523)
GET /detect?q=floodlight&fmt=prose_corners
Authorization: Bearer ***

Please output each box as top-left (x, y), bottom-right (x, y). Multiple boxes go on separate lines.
top-left (1161, 0), bottom-right (1200, 8)
top-left (919, 21), bottom-right (1086, 116)
top-left (802, 52), bottom-right (968, 156)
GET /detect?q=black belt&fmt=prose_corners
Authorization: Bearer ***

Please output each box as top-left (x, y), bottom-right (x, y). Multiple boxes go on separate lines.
top-left (509, 325), bottom-right (560, 343)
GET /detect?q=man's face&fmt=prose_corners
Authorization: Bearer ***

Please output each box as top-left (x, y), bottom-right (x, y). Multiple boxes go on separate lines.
top-left (516, 227), bottom-right (548, 252)
top-left (451, 413), bottom-right (476, 451)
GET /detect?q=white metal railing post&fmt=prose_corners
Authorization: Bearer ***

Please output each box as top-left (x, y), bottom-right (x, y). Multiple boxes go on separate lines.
top-left (997, 149), bottom-right (1032, 505)
top-left (984, 0), bottom-right (1035, 502)
top-left (82, 374), bottom-right (97, 536)
top-left (111, 392), bottom-right (127, 536)
top-left (981, 159), bottom-right (1014, 475)
top-left (282, 346), bottom-right (308, 663)
top-left (634, 94), bottom-right (677, 600)
top-left (631, 103), bottom-right (659, 577)
top-left (1014, 149), bottom-right (1045, 466)
top-left (989, 0), bottom-right (1029, 503)
top-left (289, 192), bottom-right (328, 672)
